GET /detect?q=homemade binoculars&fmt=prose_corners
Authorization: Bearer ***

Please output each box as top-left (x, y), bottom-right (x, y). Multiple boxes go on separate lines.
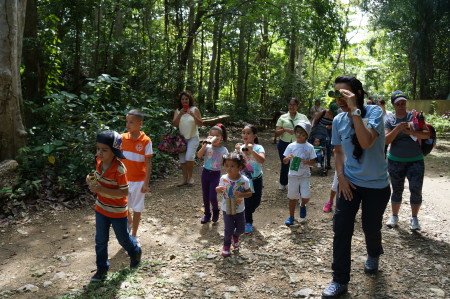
top-left (328, 90), bottom-right (342, 98)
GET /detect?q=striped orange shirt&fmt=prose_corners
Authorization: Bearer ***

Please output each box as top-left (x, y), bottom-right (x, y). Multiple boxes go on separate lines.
top-left (121, 131), bottom-right (153, 182)
top-left (94, 157), bottom-right (129, 218)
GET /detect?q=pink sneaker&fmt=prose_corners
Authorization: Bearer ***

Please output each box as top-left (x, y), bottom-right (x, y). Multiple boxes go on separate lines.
top-left (323, 201), bottom-right (333, 213)
top-left (232, 236), bottom-right (240, 249)
top-left (222, 245), bottom-right (231, 257)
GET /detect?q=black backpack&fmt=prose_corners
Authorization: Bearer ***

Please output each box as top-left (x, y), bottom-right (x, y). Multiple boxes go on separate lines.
top-left (421, 124), bottom-right (436, 156)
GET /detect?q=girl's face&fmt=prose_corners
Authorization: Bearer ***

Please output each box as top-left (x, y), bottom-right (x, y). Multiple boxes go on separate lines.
top-left (224, 160), bottom-right (242, 178)
top-left (180, 95), bottom-right (190, 106)
top-left (209, 129), bottom-right (222, 146)
top-left (295, 128), bottom-right (308, 143)
top-left (334, 82), bottom-right (352, 113)
top-left (96, 142), bottom-right (114, 163)
top-left (313, 138), bottom-right (320, 146)
top-left (288, 99), bottom-right (299, 113)
top-left (241, 127), bottom-right (256, 144)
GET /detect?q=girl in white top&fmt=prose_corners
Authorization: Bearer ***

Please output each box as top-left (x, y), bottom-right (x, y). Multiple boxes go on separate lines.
top-left (172, 91), bottom-right (203, 187)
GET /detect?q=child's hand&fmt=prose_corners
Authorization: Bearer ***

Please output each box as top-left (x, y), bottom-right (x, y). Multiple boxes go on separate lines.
top-left (216, 186), bottom-right (226, 193)
top-left (246, 143), bottom-right (254, 152)
top-left (288, 153), bottom-right (295, 159)
top-left (235, 191), bottom-right (244, 198)
top-left (88, 181), bottom-right (101, 193)
top-left (141, 184), bottom-right (149, 193)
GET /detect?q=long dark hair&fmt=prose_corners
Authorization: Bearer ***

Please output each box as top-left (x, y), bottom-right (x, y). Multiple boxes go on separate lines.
top-left (334, 75), bottom-right (367, 162)
top-left (177, 91), bottom-right (195, 110)
top-left (211, 123), bottom-right (228, 142)
top-left (244, 124), bottom-right (259, 144)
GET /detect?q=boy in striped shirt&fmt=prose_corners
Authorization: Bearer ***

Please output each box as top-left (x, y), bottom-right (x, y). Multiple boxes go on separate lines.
top-left (87, 130), bottom-right (142, 282)
top-left (121, 110), bottom-right (153, 245)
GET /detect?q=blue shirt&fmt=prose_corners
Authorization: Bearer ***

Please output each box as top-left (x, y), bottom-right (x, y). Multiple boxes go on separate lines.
top-left (331, 105), bottom-right (389, 189)
top-left (203, 145), bottom-right (229, 171)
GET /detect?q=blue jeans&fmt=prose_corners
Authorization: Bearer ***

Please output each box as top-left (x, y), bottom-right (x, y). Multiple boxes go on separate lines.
top-left (95, 211), bottom-right (140, 269)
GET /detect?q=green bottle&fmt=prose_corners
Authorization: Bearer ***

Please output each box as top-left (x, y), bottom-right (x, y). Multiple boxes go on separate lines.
top-left (290, 157), bottom-right (301, 171)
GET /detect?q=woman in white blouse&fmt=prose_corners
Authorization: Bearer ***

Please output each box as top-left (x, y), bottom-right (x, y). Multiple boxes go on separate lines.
top-left (172, 91), bottom-right (203, 186)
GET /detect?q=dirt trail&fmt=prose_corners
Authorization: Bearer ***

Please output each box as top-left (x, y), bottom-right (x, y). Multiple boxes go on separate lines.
top-left (0, 131), bottom-right (449, 298)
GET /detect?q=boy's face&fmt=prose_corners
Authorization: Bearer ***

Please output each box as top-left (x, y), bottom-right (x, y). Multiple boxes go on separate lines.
top-left (96, 142), bottom-right (115, 163)
top-left (295, 127), bottom-right (308, 143)
top-left (126, 115), bottom-right (142, 133)
top-left (314, 138), bottom-right (320, 146)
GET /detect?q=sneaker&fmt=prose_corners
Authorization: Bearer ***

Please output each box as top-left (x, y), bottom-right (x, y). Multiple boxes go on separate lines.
top-left (200, 213), bottom-right (211, 224)
top-left (285, 216), bottom-right (295, 226)
top-left (90, 268), bottom-right (108, 282)
top-left (131, 235), bottom-right (140, 247)
top-left (316, 163), bottom-right (321, 168)
top-left (232, 236), bottom-right (240, 249)
top-left (386, 215), bottom-right (399, 228)
top-left (245, 223), bottom-right (253, 234)
top-left (278, 184), bottom-right (286, 190)
top-left (130, 247), bottom-right (142, 269)
top-left (322, 281), bottom-right (348, 298)
top-left (212, 210), bottom-right (220, 223)
top-left (410, 217), bottom-right (421, 231)
top-left (222, 245), bottom-right (231, 257)
top-left (299, 205), bottom-right (307, 219)
top-left (323, 201), bottom-right (333, 213)
top-left (364, 255), bottom-right (379, 274)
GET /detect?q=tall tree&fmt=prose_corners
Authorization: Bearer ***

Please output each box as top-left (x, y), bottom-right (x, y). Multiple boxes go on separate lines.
top-left (0, 0), bottom-right (27, 161)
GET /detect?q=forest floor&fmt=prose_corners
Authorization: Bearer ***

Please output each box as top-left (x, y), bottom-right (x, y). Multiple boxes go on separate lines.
top-left (0, 129), bottom-right (449, 299)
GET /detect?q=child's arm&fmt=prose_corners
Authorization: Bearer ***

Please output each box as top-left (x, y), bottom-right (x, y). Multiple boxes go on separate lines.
top-left (88, 182), bottom-right (128, 197)
top-left (247, 144), bottom-right (265, 163)
top-left (283, 153), bottom-right (294, 164)
top-left (235, 188), bottom-right (253, 199)
top-left (216, 185), bottom-right (226, 193)
top-left (141, 156), bottom-right (152, 193)
top-left (301, 158), bottom-right (316, 166)
top-left (197, 142), bottom-right (208, 158)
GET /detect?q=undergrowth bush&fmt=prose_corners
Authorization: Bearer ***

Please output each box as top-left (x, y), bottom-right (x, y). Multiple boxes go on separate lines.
top-left (2, 75), bottom-right (174, 217)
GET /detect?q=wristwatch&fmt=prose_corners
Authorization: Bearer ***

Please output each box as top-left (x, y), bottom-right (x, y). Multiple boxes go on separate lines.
top-left (351, 109), bottom-right (361, 116)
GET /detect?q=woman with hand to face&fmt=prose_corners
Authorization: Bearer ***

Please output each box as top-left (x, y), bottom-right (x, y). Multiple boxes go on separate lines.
top-left (322, 75), bottom-right (391, 298)
top-left (172, 91), bottom-right (204, 186)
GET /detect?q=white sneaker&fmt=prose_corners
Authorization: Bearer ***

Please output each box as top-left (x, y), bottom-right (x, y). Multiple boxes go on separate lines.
top-left (386, 215), bottom-right (399, 228)
top-left (131, 235), bottom-right (141, 246)
top-left (316, 163), bottom-right (321, 168)
top-left (410, 217), bottom-right (421, 231)
top-left (278, 184), bottom-right (286, 190)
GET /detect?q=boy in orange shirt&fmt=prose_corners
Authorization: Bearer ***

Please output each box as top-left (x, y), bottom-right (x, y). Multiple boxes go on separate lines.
top-left (121, 110), bottom-right (153, 245)
top-left (87, 130), bottom-right (142, 282)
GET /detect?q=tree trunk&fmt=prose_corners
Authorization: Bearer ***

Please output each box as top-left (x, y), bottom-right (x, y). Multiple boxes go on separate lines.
top-left (112, 0), bottom-right (124, 77)
top-left (236, 17), bottom-right (248, 105)
top-left (206, 21), bottom-right (218, 110)
top-left (175, 2), bottom-right (206, 97)
top-left (0, 0), bottom-right (27, 161)
top-left (22, 0), bottom-right (42, 104)
top-left (185, 0), bottom-right (196, 93)
top-left (212, 21), bottom-right (224, 111)
top-left (197, 28), bottom-right (205, 106)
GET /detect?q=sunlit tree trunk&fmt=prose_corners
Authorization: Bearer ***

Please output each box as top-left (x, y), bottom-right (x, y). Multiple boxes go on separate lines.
top-left (0, 0), bottom-right (27, 160)
top-left (236, 17), bottom-right (248, 105)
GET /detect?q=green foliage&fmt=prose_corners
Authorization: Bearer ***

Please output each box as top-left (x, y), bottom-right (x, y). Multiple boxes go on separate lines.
top-left (18, 74), bottom-right (173, 199)
top-left (427, 113), bottom-right (450, 137)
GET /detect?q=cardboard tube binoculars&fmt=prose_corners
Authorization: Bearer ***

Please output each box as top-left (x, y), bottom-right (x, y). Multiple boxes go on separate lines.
top-left (328, 90), bottom-right (342, 99)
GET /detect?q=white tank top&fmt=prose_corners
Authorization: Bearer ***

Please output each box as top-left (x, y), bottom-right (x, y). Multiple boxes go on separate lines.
top-left (178, 107), bottom-right (199, 139)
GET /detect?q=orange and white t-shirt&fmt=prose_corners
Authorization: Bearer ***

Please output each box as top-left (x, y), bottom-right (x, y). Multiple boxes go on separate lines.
top-left (94, 157), bottom-right (129, 218)
top-left (121, 131), bottom-right (153, 182)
